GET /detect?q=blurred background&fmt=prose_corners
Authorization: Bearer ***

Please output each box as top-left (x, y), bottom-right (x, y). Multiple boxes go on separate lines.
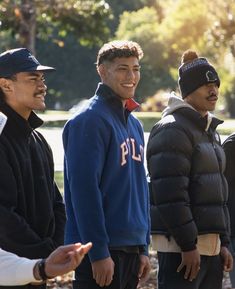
top-left (1, 0), bottom-right (235, 116)
top-left (1, 3), bottom-right (234, 287)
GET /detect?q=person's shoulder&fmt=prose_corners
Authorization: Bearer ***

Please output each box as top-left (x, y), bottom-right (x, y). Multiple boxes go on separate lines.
top-left (150, 112), bottom-right (183, 136)
top-left (222, 132), bottom-right (235, 147)
top-left (129, 112), bottom-right (143, 126)
top-left (66, 98), bottom-right (100, 121)
top-left (64, 98), bottom-right (111, 135)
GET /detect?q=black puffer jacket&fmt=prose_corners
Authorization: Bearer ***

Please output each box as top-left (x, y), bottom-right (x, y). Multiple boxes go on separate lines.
top-left (223, 133), bottom-right (235, 237)
top-left (147, 94), bottom-right (230, 251)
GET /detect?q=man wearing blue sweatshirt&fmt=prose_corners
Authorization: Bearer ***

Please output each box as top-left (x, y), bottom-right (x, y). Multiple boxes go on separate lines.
top-left (63, 40), bottom-right (150, 289)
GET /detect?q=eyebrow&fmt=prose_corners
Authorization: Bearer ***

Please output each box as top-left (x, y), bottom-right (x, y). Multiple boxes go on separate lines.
top-left (118, 64), bottom-right (140, 68)
top-left (27, 72), bottom-right (44, 77)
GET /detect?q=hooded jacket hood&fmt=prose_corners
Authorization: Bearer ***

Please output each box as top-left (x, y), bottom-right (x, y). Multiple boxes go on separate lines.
top-left (162, 92), bottom-right (197, 117)
top-left (162, 92), bottom-right (219, 131)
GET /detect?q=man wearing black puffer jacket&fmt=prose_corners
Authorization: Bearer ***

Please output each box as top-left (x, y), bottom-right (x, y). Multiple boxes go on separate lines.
top-left (147, 50), bottom-right (233, 289)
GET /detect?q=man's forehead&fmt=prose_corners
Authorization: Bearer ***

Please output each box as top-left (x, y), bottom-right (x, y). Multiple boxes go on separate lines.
top-left (17, 71), bottom-right (44, 77)
top-left (113, 57), bottom-right (140, 65)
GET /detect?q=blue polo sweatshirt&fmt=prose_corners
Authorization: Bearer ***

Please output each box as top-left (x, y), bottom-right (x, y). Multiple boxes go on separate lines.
top-left (63, 83), bottom-right (150, 262)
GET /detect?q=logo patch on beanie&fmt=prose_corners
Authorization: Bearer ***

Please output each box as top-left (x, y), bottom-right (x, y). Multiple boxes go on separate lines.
top-left (206, 71), bottom-right (218, 83)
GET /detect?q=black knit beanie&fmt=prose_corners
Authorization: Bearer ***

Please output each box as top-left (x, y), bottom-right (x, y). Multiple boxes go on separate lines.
top-left (178, 50), bottom-right (220, 99)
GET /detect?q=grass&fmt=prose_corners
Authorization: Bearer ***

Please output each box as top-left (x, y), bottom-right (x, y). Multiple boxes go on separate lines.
top-left (55, 171), bottom-right (64, 195)
top-left (39, 110), bottom-right (235, 134)
top-left (217, 119), bottom-right (235, 135)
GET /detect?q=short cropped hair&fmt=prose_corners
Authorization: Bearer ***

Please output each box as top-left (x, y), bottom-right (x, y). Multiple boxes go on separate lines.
top-left (96, 40), bottom-right (144, 68)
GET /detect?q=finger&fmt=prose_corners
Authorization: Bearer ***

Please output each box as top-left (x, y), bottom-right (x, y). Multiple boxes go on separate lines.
top-left (96, 271), bottom-right (109, 287)
top-left (228, 255), bottom-right (234, 271)
top-left (72, 242), bottom-right (92, 265)
top-left (140, 267), bottom-right (149, 282)
top-left (177, 262), bottom-right (184, 273)
top-left (62, 243), bottom-right (82, 252)
top-left (224, 255), bottom-right (233, 271)
top-left (184, 264), bottom-right (192, 280)
top-left (68, 250), bottom-right (84, 267)
top-left (138, 263), bottom-right (144, 278)
top-left (105, 273), bottom-right (113, 286)
top-left (95, 275), bottom-right (102, 287)
top-left (74, 244), bottom-right (91, 260)
top-left (98, 273), bottom-right (107, 287)
top-left (92, 270), bottom-right (97, 281)
top-left (79, 242), bottom-right (92, 254)
top-left (189, 264), bottom-right (200, 281)
top-left (223, 254), bottom-right (229, 271)
top-left (138, 265), bottom-right (144, 278)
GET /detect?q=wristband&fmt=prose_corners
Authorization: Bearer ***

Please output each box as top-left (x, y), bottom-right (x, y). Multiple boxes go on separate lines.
top-left (38, 259), bottom-right (50, 280)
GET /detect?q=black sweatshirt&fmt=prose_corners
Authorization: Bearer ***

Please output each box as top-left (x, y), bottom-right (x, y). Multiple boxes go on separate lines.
top-left (0, 101), bottom-right (65, 260)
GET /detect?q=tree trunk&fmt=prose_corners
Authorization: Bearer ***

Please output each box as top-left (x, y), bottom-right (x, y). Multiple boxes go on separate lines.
top-left (18, 0), bottom-right (36, 55)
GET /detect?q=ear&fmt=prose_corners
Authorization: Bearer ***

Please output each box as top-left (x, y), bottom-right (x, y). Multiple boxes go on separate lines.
top-left (97, 64), bottom-right (107, 81)
top-left (0, 78), bottom-right (13, 94)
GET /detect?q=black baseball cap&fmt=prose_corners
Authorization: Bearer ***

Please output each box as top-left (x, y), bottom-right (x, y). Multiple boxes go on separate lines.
top-left (0, 48), bottom-right (55, 78)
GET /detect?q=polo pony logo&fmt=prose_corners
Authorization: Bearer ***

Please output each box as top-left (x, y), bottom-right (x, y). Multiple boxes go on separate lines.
top-left (206, 71), bottom-right (217, 82)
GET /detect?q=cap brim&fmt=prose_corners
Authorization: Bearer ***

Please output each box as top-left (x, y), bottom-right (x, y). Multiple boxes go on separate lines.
top-left (25, 65), bottom-right (55, 72)
top-left (35, 65), bottom-right (55, 71)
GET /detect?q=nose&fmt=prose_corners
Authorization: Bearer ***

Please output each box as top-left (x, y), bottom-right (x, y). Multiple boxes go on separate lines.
top-left (208, 83), bottom-right (218, 94)
top-left (126, 69), bottom-right (135, 80)
top-left (38, 80), bottom-right (47, 90)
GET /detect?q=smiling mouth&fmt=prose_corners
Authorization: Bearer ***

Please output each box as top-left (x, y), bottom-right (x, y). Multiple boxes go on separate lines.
top-left (122, 83), bottom-right (135, 88)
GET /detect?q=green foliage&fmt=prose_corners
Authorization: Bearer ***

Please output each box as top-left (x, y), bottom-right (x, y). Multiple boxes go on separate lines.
top-left (115, 7), bottom-right (175, 100)
top-left (218, 68), bottom-right (235, 117)
top-left (55, 171), bottom-right (64, 194)
top-left (37, 35), bottom-right (99, 109)
top-left (115, 0), bottom-right (235, 112)
top-left (116, 7), bottom-right (159, 41)
top-left (1, 0), bottom-right (235, 113)
top-left (0, 0), bottom-right (111, 50)
top-left (106, 0), bottom-right (153, 32)
top-left (206, 1), bottom-right (235, 58)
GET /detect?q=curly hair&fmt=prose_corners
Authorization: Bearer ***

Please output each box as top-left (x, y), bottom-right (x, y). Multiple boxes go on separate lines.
top-left (96, 40), bottom-right (144, 68)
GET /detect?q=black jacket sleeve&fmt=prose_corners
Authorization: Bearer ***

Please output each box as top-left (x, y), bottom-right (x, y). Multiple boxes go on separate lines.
top-left (52, 182), bottom-right (66, 247)
top-left (223, 134), bottom-right (235, 238)
top-left (0, 150), bottom-right (55, 258)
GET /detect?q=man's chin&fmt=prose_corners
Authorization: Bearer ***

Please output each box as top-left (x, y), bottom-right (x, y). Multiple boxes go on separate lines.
top-left (34, 104), bottom-right (46, 111)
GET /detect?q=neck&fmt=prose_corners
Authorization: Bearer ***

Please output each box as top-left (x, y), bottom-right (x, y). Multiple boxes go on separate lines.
top-left (5, 100), bottom-right (31, 120)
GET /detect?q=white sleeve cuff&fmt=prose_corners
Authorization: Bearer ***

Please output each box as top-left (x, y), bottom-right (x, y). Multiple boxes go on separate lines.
top-left (0, 248), bottom-right (39, 285)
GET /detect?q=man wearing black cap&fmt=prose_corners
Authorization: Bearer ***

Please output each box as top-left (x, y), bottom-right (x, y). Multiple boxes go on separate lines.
top-left (0, 48), bottom-right (66, 289)
top-left (147, 50), bottom-right (233, 289)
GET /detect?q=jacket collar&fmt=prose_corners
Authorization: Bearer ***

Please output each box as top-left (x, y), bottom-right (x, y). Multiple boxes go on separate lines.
top-left (176, 107), bottom-right (223, 131)
top-left (163, 93), bottom-right (223, 131)
top-left (95, 83), bottom-right (139, 124)
top-left (96, 83), bottom-right (139, 112)
top-left (0, 99), bottom-right (43, 137)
